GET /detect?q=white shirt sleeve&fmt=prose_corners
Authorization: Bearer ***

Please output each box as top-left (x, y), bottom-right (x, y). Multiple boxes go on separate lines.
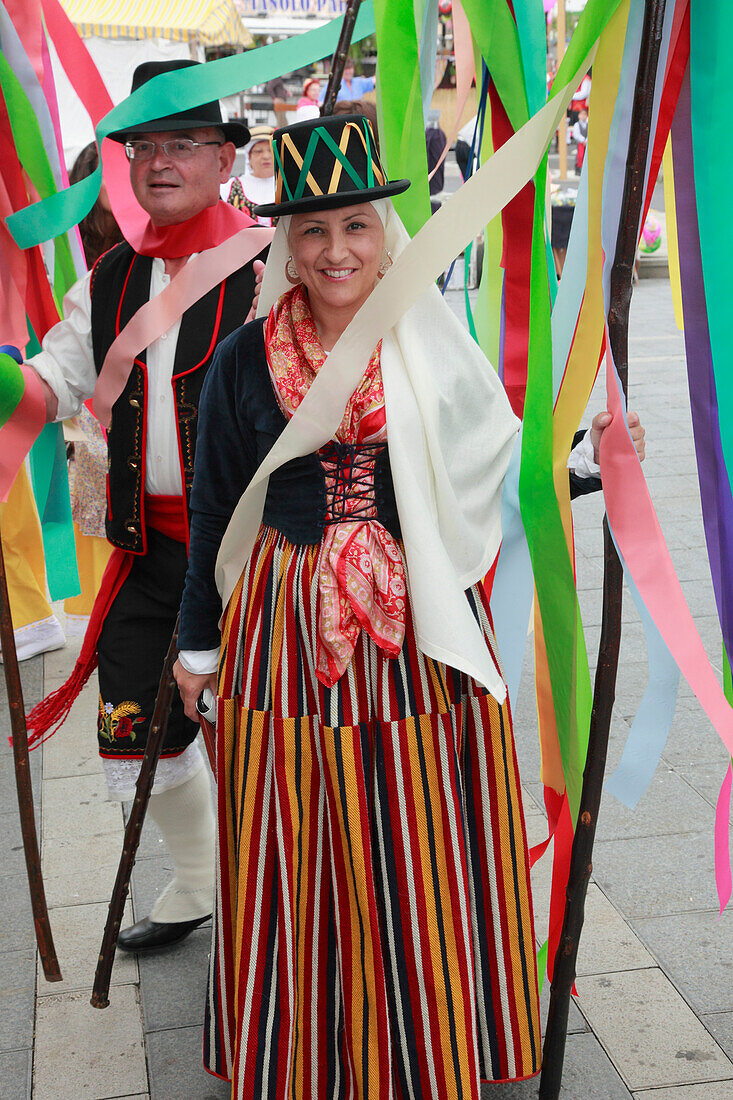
top-left (178, 648), bottom-right (220, 676)
top-left (567, 429), bottom-right (601, 478)
top-left (28, 270), bottom-right (96, 421)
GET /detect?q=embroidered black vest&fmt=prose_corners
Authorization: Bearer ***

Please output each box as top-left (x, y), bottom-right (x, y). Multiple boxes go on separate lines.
top-left (90, 240), bottom-right (261, 553)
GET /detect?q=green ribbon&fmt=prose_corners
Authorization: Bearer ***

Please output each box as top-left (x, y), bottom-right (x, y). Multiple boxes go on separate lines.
top-left (513, 0), bottom-right (548, 119)
top-left (7, 3), bottom-right (377, 250)
top-left (518, 0), bottom-right (625, 817)
top-left (462, 242), bottom-right (478, 343)
top-left (0, 53), bottom-right (76, 299)
top-left (519, 168), bottom-right (591, 817)
top-left (374, 0), bottom-right (431, 236)
top-left (460, 0), bottom-right (529, 130)
top-left (690, 5), bottom-right (733, 483)
top-left (0, 354), bottom-right (24, 427)
top-left (29, 422), bottom-right (80, 601)
top-left (19, 328), bottom-right (79, 602)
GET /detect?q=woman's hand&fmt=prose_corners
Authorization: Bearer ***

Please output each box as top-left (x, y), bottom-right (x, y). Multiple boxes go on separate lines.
top-left (590, 410), bottom-right (645, 465)
top-left (245, 259), bottom-right (266, 324)
top-left (173, 658), bottom-right (217, 723)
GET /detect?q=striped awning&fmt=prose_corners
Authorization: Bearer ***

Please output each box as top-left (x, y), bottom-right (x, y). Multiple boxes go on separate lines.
top-left (61, 0), bottom-right (253, 47)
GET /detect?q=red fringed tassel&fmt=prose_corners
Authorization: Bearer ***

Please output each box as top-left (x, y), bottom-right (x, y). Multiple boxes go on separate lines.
top-left (19, 548), bottom-right (132, 750)
top-left (24, 645), bottom-right (99, 749)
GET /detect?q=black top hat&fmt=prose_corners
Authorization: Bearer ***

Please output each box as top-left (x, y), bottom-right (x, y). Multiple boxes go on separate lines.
top-left (108, 60), bottom-right (250, 147)
top-left (254, 114), bottom-right (410, 217)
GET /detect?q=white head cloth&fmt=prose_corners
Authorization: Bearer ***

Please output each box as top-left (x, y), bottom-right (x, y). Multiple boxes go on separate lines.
top-left (216, 199), bottom-right (519, 701)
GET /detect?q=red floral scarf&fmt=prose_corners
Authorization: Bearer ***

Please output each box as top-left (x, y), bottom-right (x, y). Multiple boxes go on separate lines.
top-left (265, 284), bottom-right (406, 686)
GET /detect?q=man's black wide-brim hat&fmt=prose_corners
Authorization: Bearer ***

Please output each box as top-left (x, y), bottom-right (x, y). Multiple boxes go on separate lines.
top-left (254, 114), bottom-right (410, 217)
top-left (108, 60), bottom-right (250, 148)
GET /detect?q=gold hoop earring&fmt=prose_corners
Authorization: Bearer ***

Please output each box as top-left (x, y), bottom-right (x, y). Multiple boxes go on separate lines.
top-left (377, 249), bottom-right (393, 278)
top-left (285, 256), bottom-right (301, 284)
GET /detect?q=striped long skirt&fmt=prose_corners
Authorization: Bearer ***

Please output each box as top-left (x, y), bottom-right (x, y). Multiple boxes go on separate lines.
top-left (206, 527), bottom-right (541, 1098)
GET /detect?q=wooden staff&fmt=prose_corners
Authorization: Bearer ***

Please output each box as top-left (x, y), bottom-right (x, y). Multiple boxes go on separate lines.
top-left (91, 616), bottom-right (180, 1008)
top-left (0, 518), bottom-right (61, 982)
top-left (539, 1), bottom-right (667, 1095)
top-left (320, 0), bottom-right (364, 116)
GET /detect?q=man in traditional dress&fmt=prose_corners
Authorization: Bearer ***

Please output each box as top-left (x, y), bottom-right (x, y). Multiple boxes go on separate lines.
top-left (23, 59), bottom-right (267, 952)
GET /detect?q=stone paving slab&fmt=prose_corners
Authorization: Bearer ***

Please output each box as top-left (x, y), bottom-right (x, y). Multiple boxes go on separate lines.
top-left (129, 852), bottom-right (173, 921)
top-left (593, 831), bottom-right (720, 919)
top-left (0, 810), bottom-right (37, 878)
top-left (633, 1086), bottom-right (733, 1099)
top-left (594, 765), bottom-right (713, 843)
top-left (575, 885), bottom-right (654, 977)
top-left (42, 772), bottom-right (121, 842)
top-left (701, 1013), bottom-right (733, 1062)
top-left (0, 1049), bottom-right (32, 1100)
top-left (41, 831), bottom-right (126, 909)
top-left (575, 968), bottom-right (733, 1091)
top-left (680, 762), bottom-right (733, 821)
top-left (42, 679), bottom-right (100, 781)
top-left (0, 743), bottom-right (41, 805)
top-left (145, 1026), bottom-right (229, 1100)
top-left (138, 926), bottom-right (212, 1033)
top-left (33, 985), bottom-right (147, 1099)
top-left (631, 910), bottom-right (733, 1016)
top-left (36, 900), bottom-right (137, 996)
top-left (661, 702), bottom-right (724, 769)
top-left (0, 872), bottom-right (37, 955)
top-left (481, 1031), bottom-right (634, 1098)
top-left (0, 654), bottom-right (44, 717)
top-left (0, 948), bottom-right (36, 1053)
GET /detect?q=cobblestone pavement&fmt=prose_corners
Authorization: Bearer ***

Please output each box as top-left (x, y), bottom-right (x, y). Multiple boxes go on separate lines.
top-left (1, 276), bottom-right (731, 1098)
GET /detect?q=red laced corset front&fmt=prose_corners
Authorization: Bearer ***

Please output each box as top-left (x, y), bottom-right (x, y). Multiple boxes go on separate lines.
top-left (265, 284), bottom-right (406, 686)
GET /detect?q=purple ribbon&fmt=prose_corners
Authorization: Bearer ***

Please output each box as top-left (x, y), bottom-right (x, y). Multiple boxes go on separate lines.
top-left (672, 67), bottom-right (733, 660)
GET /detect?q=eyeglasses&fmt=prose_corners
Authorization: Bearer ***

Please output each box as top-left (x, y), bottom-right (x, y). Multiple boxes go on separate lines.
top-left (124, 138), bottom-right (223, 162)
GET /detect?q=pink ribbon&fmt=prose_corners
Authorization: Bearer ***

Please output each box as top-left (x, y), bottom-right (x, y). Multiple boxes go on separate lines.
top-left (93, 227), bottom-right (274, 427)
top-left (428, 0), bottom-right (475, 181)
top-left (40, 0), bottom-right (146, 244)
top-left (1, 365), bottom-right (47, 501)
top-left (600, 337), bottom-right (733, 755)
top-left (715, 762), bottom-right (732, 914)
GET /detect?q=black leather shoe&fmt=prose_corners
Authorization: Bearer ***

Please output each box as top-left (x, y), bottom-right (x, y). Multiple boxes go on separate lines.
top-left (117, 914), bottom-right (211, 953)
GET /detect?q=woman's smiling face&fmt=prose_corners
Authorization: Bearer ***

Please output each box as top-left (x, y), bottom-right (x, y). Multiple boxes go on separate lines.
top-left (288, 203), bottom-right (384, 325)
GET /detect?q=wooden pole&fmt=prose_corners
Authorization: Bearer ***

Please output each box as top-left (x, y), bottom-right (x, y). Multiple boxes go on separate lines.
top-left (0, 519), bottom-right (61, 982)
top-left (557, 0), bottom-right (567, 179)
top-left (539, 2), bottom-right (667, 1095)
top-left (320, 0), bottom-right (364, 116)
top-left (91, 617), bottom-right (180, 1008)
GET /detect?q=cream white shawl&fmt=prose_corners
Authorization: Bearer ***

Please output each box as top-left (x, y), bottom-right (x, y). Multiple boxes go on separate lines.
top-left (215, 200), bottom-right (519, 701)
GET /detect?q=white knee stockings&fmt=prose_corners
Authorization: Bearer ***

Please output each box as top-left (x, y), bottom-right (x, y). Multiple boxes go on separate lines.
top-left (147, 763), bottom-right (215, 923)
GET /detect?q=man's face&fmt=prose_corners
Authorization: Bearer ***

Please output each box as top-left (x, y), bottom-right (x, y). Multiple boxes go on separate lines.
top-left (129, 127), bottom-right (236, 226)
top-left (344, 64), bottom-right (354, 84)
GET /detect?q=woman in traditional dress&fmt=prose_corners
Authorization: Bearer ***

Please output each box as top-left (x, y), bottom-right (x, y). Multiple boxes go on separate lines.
top-left (221, 124), bottom-right (277, 226)
top-left (174, 113), bottom-right (542, 1098)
